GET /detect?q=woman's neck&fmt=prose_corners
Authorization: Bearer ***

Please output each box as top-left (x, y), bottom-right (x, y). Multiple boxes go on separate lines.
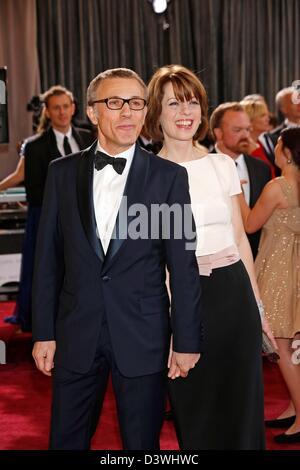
top-left (250, 130), bottom-right (261, 143)
top-left (159, 139), bottom-right (203, 163)
top-left (281, 162), bottom-right (300, 186)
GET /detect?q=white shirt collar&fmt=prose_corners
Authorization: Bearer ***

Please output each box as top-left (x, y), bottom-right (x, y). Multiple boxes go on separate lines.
top-left (235, 154), bottom-right (245, 165)
top-left (53, 126), bottom-right (72, 141)
top-left (139, 135), bottom-right (152, 146)
top-left (284, 118), bottom-right (300, 128)
top-left (215, 144), bottom-right (242, 163)
top-left (214, 143), bottom-right (222, 154)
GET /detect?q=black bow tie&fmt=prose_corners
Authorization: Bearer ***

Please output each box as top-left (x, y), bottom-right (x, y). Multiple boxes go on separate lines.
top-left (94, 151), bottom-right (126, 175)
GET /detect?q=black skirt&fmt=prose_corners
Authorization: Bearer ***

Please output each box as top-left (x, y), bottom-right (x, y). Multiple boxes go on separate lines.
top-left (168, 260), bottom-right (265, 450)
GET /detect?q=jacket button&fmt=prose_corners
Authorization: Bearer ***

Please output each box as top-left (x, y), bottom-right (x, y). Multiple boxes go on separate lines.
top-left (102, 275), bottom-right (111, 282)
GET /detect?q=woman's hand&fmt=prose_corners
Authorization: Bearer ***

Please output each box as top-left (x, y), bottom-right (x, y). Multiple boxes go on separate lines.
top-left (262, 317), bottom-right (278, 351)
top-left (168, 352), bottom-right (183, 379)
top-left (167, 335), bottom-right (182, 379)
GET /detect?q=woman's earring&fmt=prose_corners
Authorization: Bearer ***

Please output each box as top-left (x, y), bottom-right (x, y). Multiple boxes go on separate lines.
top-left (287, 159), bottom-right (292, 164)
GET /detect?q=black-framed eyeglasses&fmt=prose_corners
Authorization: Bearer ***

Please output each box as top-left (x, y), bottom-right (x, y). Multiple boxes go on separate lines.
top-left (91, 97), bottom-right (147, 110)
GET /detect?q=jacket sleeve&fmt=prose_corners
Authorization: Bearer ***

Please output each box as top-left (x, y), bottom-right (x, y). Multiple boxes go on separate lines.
top-left (32, 161), bottom-right (64, 341)
top-left (164, 166), bottom-right (204, 353)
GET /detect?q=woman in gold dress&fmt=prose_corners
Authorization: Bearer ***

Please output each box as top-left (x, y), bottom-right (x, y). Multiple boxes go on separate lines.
top-left (239, 127), bottom-right (300, 444)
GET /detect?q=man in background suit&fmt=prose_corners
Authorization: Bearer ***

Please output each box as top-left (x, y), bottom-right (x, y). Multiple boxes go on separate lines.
top-left (210, 102), bottom-right (271, 258)
top-left (24, 85), bottom-right (94, 207)
top-left (264, 86), bottom-right (300, 171)
top-left (4, 85), bottom-right (94, 331)
top-left (32, 68), bottom-right (203, 450)
top-left (137, 127), bottom-right (162, 154)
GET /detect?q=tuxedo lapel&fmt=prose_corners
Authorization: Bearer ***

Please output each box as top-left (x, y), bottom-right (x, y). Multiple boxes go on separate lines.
top-left (244, 154), bottom-right (256, 207)
top-left (77, 141), bottom-right (105, 262)
top-left (103, 145), bottom-right (150, 271)
top-left (48, 126), bottom-right (88, 158)
top-left (48, 128), bottom-right (63, 159)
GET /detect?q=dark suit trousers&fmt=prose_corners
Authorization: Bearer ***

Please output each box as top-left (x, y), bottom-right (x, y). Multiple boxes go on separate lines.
top-left (50, 321), bottom-right (167, 450)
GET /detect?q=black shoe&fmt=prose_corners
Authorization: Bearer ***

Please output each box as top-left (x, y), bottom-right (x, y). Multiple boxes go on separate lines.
top-left (4, 315), bottom-right (20, 325)
top-left (274, 431), bottom-right (300, 444)
top-left (164, 410), bottom-right (173, 421)
top-left (265, 415), bottom-right (296, 428)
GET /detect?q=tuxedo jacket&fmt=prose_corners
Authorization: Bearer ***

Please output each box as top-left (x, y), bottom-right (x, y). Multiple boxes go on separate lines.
top-left (263, 123), bottom-right (285, 176)
top-left (32, 143), bottom-right (203, 377)
top-left (242, 153), bottom-right (271, 206)
top-left (264, 123), bottom-right (286, 151)
top-left (241, 154), bottom-right (271, 257)
top-left (24, 126), bottom-right (94, 206)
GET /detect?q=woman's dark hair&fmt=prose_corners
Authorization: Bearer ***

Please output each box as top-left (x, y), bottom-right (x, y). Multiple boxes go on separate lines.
top-left (280, 128), bottom-right (300, 170)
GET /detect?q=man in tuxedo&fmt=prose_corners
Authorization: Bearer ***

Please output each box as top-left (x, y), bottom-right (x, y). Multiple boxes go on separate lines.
top-left (210, 102), bottom-right (271, 258)
top-left (263, 86), bottom-right (300, 171)
top-left (32, 68), bottom-right (203, 450)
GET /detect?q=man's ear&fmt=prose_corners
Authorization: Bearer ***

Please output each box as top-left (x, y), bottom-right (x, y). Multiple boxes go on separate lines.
top-left (86, 106), bottom-right (98, 126)
top-left (214, 127), bottom-right (222, 142)
top-left (279, 95), bottom-right (289, 116)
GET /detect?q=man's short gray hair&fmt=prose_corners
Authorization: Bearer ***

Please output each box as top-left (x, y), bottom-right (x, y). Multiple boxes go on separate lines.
top-left (275, 87), bottom-right (294, 109)
top-left (87, 68), bottom-right (147, 106)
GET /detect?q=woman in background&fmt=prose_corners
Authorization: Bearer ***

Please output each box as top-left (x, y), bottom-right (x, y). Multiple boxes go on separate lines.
top-left (239, 127), bottom-right (300, 444)
top-left (240, 99), bottom-right (277, 178)
top-left (0, 154), bottom-right (24, 192)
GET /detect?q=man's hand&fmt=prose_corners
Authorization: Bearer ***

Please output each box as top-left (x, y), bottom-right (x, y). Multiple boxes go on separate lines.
top-left (168, 352), bottom-right (200, 379)
top-left (32, 341), bottom-right (56, 376)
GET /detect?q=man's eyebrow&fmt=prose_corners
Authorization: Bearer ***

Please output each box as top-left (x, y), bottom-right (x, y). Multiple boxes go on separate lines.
top-left (107, 95), bottom-right (144, 99)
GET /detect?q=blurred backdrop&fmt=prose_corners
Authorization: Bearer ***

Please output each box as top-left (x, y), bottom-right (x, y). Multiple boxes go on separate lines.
top-left (0, 0), bottom-right (299, 176)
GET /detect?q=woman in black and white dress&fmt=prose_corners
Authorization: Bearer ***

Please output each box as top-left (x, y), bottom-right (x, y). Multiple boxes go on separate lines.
top-left (145, 65), bottom-right (276, 450)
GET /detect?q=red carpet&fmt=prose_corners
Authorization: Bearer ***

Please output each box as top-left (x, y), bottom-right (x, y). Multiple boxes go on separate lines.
top-left (0, 301), bottom-right (18, 343)
top-left (1, 302), bottom-right (299, 450)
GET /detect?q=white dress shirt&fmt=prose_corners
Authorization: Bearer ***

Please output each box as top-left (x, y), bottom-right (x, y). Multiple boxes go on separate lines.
top-left (285, 118), bottom-right (300, 129)
top-left (258, 132), bottom-right (269, 152)
top-left (215, 145), bottom-right (250, 205)
top-left (53, 127), bottom-right (80, 156)
top-left (235, 154), bottom-right (250, 205)
top-left (93, 143), bottom-right (135, 253)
